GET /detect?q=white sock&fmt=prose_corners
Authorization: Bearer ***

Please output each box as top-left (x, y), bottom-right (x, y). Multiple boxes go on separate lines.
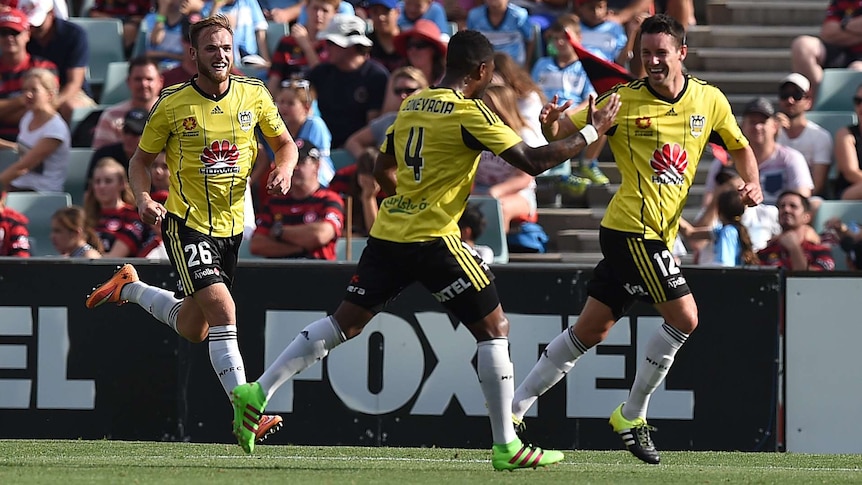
top-left (208, 325), bottom-right (247, 399)
top-left (477, 338), bottom-right (516, 445)
top-left (622, 322), bottom-right (688, 420)
top-left (123, 282), bottom-right (182, 333)
top-left (512, 328), bottom-right (589, 421)
top-left (258, 316), bottom-right (345, 401)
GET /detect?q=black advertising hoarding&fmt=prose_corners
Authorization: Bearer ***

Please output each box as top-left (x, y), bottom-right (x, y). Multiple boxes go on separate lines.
top-left (0, 260), bottom-right (781, 451)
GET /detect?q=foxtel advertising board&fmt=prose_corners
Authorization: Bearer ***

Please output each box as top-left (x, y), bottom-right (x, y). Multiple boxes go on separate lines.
top-left (0, 260), bottom-right (781, 451)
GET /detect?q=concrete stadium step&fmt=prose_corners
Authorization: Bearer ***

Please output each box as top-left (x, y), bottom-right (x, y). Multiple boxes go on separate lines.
top-left (688, 71), bottom-right (789, 95)
top-left (686, 48), bottom-right (791, 72)
top-left (706, 1), bottom-right (828, 27)
top-left (686, 25), bottom-right (819, 49)
top-left (557, 229), bottom-right (601, 252)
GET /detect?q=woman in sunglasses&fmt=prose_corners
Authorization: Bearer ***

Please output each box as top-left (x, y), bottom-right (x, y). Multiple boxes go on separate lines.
top-left (834, 83), bottom-right (862, 200)
top-left (394, 19), bottom-right (447, 84)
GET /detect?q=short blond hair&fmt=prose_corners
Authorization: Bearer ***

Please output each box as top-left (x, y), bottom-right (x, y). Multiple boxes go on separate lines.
top-left (23, 68), bottom-right (59, 96)
top-left (190, 14), bottom-right (233, 49)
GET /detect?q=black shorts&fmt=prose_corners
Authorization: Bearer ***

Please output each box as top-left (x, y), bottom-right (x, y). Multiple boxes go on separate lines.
top-left (162, 213), bottom-right (242, 299)
top-left (343, 235), bottom-right (500, 325)
top-left (587, 227), bottom-right (691, 320)
top-left (823, 42), bottom-right (862, 68)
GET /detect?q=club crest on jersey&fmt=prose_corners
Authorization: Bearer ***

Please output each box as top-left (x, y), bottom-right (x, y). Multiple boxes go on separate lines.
top-left (238, 110), bottom-right (253, 132)
top-left (182, 117), bottom-right (199, 137)
top-left (650, 143), bottom-right (688, 185)
top-left (690, 114), bottom-right (705, 138)
top-left (200, 140), bottom-right (241, 175)
top-left (635, 117), bottom-right (651, 129)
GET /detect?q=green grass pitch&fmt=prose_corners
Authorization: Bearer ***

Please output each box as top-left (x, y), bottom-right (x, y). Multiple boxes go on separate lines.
top-left (1, 440), bottom-right (860, 484)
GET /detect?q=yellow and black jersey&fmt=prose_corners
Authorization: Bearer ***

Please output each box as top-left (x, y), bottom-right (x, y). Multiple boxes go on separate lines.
top-left (140, 75), bottom-right (285, 237)
top-left (570, 76), bottom-right (748, 248)
top-left (372, 87), bottom-right (522, 242)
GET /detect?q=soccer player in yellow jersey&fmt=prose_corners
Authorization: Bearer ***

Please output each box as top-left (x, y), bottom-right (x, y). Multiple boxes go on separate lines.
top-left (84, 15), bottom-right (299, 445)
top-left (230, 30), bottom-right (622, 464)
top-left (511, 14), bottom-right (764, 465)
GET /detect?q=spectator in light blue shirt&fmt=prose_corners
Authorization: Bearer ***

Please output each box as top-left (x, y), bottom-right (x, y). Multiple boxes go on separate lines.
top-left (466, 0), bottom-right (534, 66)
top-left (531, 15), bottom-right (595, 108)
top-left (397, 0), bottom-right (449, 35)
top-left (202, 0), bottom-right (270, 68)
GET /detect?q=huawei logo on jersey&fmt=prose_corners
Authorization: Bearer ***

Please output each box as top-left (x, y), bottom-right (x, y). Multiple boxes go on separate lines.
top-left (199, 140), bottom-right (241, 175)
top-left (650, 143), bottom-right (688, 185)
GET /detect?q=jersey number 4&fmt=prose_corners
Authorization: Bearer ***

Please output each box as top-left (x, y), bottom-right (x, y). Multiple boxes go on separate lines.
top-left (404, 127), bottom-right (425, 182)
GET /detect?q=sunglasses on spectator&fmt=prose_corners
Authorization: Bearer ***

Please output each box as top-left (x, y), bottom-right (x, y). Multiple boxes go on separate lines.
top-left (854, 96), bottom-right (862, 106)
top-left (407, 40), bottom-right (433, 50)
top-left (779, 89), bottom-right (805, 101)
top-left (0, 29), bottom-right (21, 37)
top-left (281, 79), bottom-right (311, 104)
top-left (394, 86), bottom-right (420, 96)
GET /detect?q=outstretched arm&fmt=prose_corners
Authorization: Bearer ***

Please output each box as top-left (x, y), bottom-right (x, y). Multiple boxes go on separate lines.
top-left (504, 94), bottom-right (621, 176)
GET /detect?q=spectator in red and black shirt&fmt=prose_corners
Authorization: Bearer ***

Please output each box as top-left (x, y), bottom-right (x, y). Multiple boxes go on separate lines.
top-left (758, 190), bottom-right (835, 271)
top-left (0, 190), bottom-right (29, 256)
top-left (84, 157), bottom-right (154, 258)
top-left (251, 138), bottom-right (344, 260)
top-left (266, 0), bottom-right (337, 94)
top-left (0, 8), bottom-right (57, 144)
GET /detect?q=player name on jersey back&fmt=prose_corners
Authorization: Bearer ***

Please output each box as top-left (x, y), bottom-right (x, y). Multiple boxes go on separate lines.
top-left (402, 97), bottom-right (455, 114)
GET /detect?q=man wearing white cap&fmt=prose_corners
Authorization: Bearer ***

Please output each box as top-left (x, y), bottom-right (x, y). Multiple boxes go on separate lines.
top-left (308, 14), bottom-right (389, 148)
top-left (19, 0), bottom-right (96, 121)
top-left (776, 72), bottom-right (834, 197)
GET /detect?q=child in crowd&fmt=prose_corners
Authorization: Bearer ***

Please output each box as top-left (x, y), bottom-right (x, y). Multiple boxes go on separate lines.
top-left (262, 80), bottom-right (334, 192)
top-left (459, 203), bottom-right (495, 264)
top-left (267, 0), bottom-right (339, 92)
top-left (398, 0), bottom-right (449, 34)
top-left (531, 15), bottom-right (595, 113)
top-left (576, 0), bottom-right (635, 73)
top-left (531, 15), bottom-right (609, 192)
top-left (466, 0), bottom-right (535, 66)
top-left (681, 189), bottom-right (758, 267)
top-left (50, 206), bottom-right (103, 258)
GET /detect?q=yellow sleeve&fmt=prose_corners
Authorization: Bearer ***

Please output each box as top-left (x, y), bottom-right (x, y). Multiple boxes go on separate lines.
top-left (380, 122), bottom-right (394, 154)
top-left (257, 85), bottom-right (286, 138)
top-left (710, 87), bottom-right (748, 151)
top-left (138, 94), bottom-right (170, 154)
top-left (462, 99), bottom-right (522, 155)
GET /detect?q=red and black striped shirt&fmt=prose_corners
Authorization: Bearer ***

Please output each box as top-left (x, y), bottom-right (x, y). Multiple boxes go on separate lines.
top-left (0, 207), bottom-right (29, 257)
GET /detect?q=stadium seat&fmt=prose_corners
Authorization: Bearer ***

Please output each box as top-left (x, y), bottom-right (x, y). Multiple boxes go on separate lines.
top-left (70, 17), bottom-right (125, 87)
top-left (266, 21), bottom-right (289, 59)
top-left (335, 236), bottom-right (367, 261)
top-left (805, 111), bottom-right (857, 138)
top-left (130, 22), bottom-right (148, 59)
top-left (5, 192), bottom-right (72, 256)
top-left (532, 22), bottom-right (544, 67)
top-left (0, 149), bottom-right (17, 173)
top-left (99, 61), bottom-right (130, 105)
top-left (237, 240), bottom-right (262, 260)
top-left (65, 148), bottom-right (94, 206)
top-left (812, 69), bottom-right (862, 112)
top-left (330, 149), bottom-right (355, 171)
top-left (811, 200), bottom-right (862, 270)
top-left (468, 195), bottom-right (508, 264)
top-left (447, 22), bottom-right (458, 37)
top-left (77, 0), bottom-right (95, 16)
